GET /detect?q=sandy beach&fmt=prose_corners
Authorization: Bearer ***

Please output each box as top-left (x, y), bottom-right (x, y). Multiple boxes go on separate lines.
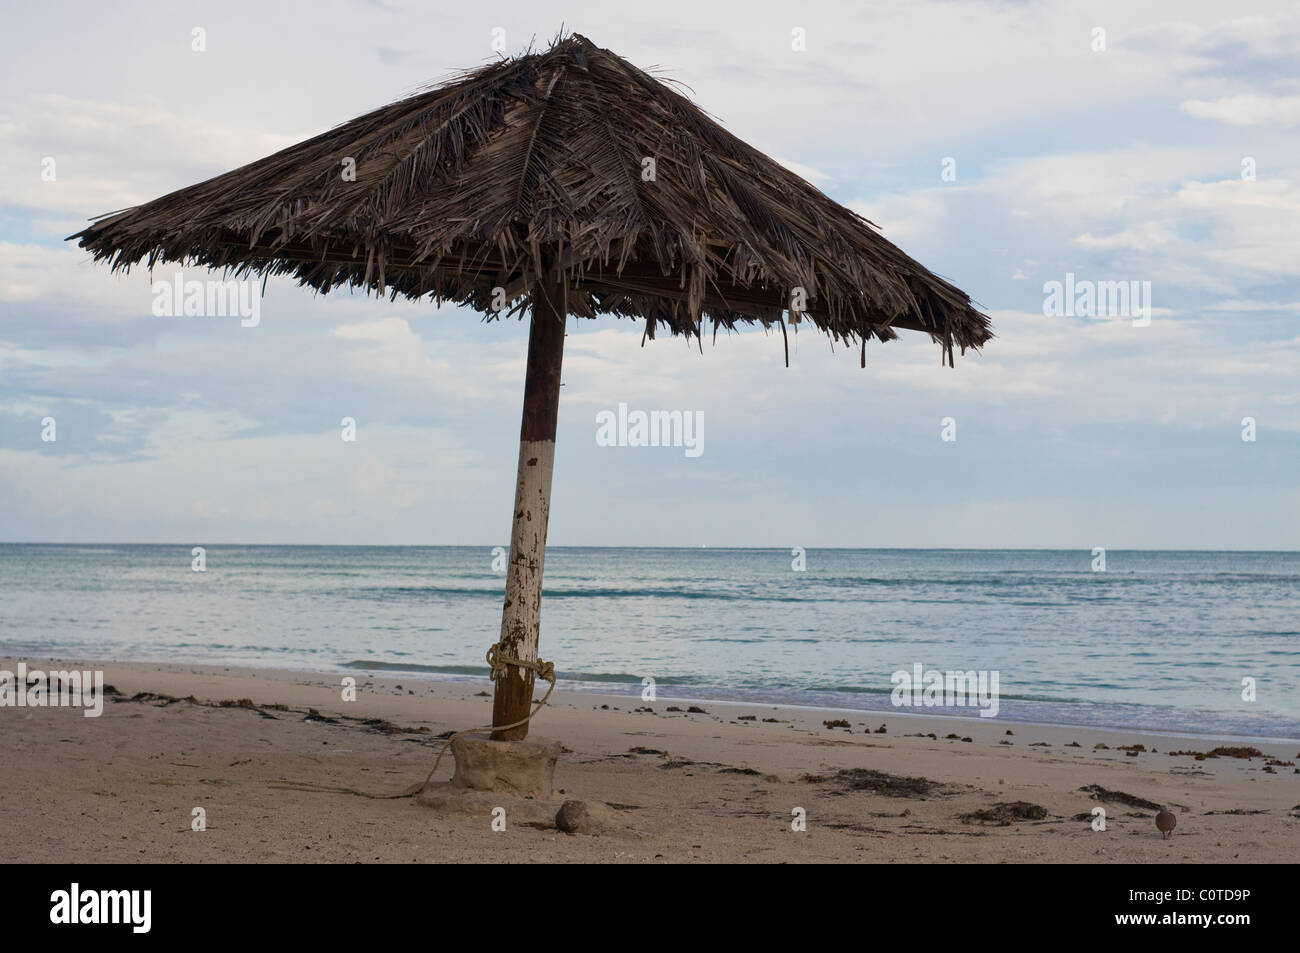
top-left (2, 657), bottom-right (1296, 864)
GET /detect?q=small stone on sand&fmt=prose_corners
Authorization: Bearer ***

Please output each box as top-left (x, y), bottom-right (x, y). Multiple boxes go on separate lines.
top-left (1156, 808), bottom-right (1177, 839)
top-left (556, 799), bottom-right (593, 834)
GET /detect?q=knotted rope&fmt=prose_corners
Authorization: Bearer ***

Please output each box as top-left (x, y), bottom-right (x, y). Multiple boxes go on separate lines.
top-left (270, 642), bottom-right (556, 799)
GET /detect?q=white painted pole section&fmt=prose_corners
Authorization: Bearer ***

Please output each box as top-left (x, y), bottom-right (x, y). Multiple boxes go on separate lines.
top-left (493, 438), bottom-right (555, 723)
top-left (491, 274), bottom-right (566, 740)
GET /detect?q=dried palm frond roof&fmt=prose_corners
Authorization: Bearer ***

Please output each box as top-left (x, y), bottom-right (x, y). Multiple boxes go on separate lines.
top-left (70, 33), bottom-right (990, 366)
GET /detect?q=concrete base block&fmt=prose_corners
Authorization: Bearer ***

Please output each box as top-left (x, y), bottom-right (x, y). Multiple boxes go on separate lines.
top-left (414, 734), bottom-right (626, 835)
top-left (446, 731), bottom-right (561, 797)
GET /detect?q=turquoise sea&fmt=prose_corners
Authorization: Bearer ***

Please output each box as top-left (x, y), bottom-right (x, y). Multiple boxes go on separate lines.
top-left (1, 544), bottom-right (1297, 739)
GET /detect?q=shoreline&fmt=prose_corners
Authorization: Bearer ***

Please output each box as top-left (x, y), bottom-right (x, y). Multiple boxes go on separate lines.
top-left (9, 652), bottom-right (1297, 744)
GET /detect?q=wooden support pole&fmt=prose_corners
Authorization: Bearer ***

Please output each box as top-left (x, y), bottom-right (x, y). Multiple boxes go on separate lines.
top-left (491, 273), bottom-right (566, 741)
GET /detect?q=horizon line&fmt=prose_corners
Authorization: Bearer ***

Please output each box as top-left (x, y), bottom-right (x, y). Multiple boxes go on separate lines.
top-left (2, 541), bottom-right (1297, 553)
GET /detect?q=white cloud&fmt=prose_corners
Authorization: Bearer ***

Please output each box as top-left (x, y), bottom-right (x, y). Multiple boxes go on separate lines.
top-left (1073, 222), bottom-right (1177, 251)
top-left (1182, 94), bottom-right (1300, 125)
top-left (0, 94), bottom-right (304, 220)
top-left (772, 157), bottom-right (833, 185)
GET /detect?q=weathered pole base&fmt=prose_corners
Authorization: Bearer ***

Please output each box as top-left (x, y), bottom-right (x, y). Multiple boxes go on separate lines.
top-left (416, 732), bottom-right (569, 825)
top-left (413, 735), bottom-right (627, 835)
top-left (449, 731), bottom-right (561, 797)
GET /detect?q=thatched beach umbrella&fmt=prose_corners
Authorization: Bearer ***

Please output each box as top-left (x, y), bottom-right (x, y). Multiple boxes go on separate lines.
top-left (71, 34), bottom-right (990, 744)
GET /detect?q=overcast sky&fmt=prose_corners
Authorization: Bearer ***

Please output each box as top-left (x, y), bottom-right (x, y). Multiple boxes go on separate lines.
top-left (1, 0), bottom-right (1297, 548)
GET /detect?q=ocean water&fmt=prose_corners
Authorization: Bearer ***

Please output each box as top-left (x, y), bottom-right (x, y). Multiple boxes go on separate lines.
top-left (1, 545), bottom-right (1297, 740)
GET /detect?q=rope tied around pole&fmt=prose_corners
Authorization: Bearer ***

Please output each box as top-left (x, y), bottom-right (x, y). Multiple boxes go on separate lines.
top-left (486, 641), bottom-right (556, 687)
top-left (411, 641), bottom-right (557, 787)
top-left (270, 642), bottom-right (556, 800)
